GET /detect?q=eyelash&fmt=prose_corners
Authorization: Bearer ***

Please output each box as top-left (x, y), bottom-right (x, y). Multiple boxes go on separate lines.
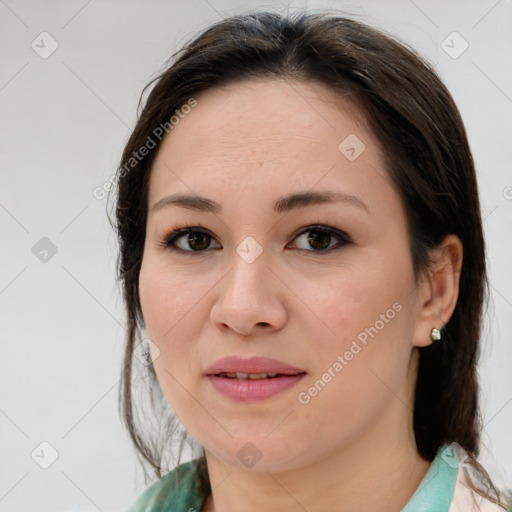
top-left (157, 222), bottom-right (352, 256)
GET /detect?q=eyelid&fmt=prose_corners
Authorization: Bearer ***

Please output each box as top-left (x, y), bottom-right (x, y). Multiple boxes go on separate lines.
top-left (159, 223), bottom-right (352, 254)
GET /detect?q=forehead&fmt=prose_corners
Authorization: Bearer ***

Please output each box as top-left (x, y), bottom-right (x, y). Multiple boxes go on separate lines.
top-left (165, 78), bottom-right (371, 154)
top-left (148, 78), bottom-right (392, 213)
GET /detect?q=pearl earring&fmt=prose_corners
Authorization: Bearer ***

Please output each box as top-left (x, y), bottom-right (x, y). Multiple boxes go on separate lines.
top-left (431, 328), bottom-right (442, 342)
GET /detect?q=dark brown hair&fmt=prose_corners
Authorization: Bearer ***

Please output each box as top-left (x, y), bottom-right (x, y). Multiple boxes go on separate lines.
top-left (110, 9), bottom-right (506, 505)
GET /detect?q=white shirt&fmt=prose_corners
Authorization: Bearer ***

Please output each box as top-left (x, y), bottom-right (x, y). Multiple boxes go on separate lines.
top-left (449, 460), bottom-right (506, 511)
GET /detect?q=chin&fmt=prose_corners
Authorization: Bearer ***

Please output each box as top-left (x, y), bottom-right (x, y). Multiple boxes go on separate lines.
top-left (203, 433), bottom-right (316, 473)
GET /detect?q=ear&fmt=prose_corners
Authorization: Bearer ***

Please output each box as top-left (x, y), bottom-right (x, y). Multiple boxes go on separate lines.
top-left (412, 234), bottom-right (463, 348)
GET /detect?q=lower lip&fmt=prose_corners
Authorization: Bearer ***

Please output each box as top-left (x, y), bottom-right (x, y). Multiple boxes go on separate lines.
top-left (207, 374), bottom-right (305, 401)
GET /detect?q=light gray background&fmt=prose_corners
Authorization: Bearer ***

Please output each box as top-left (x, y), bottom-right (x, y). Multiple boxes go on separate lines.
top-left (1, 0), bottom-right (511, 510)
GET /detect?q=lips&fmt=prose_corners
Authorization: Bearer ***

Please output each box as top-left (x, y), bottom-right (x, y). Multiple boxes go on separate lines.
top-left (204, 356), bottom-right (307, 377)
top-left (216, 372), bottom-right (280, 379)
top-left (205, 356), bottom-right (307, 401)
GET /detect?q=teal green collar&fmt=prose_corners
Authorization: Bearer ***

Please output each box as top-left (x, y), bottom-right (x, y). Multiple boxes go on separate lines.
top-left (126, 456), bottom-right (210, 511)
top-left (401, 444), bottom-right (458, 512)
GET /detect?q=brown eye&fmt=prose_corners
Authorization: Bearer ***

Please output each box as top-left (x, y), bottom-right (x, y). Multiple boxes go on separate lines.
top-left (306, 230), bottom-right (332, 250)
top-left (172, 230), bottom-right (219, 252)
top-left (291, 226), bottom-right (350, 253)
top-left (185, 232), bottom-right (210, 251)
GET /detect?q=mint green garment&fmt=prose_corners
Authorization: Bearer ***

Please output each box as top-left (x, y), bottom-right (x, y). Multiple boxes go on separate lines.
top-left (126, 444), bottom-right (457, 511)
top-left (126, 456), bottom-right (210, 512)
top-left (401, 444), bottom-right (458, 511)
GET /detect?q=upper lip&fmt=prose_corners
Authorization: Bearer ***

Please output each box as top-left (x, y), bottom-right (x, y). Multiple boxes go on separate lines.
top-left (205, 356), bottom-right (307, 376)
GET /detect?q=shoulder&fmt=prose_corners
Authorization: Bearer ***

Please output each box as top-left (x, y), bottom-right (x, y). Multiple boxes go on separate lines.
top-left (126, 457), bottom-right (208, 512)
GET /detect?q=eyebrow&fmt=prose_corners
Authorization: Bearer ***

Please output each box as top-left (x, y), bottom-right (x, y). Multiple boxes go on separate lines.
top-left (151, 190), bottom-right (369, 215)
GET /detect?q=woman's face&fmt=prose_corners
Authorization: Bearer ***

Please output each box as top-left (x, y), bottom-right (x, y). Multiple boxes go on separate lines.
top-left (139, 78), bottom-right (425, 471)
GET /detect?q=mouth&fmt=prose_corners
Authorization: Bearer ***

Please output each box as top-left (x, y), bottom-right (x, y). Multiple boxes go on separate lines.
top-left (213, 371), bottom-right (303, 379)
top-left (205, 356), bottom-right (307, 401)
top-left (204, 355), bottom-right (307, 376)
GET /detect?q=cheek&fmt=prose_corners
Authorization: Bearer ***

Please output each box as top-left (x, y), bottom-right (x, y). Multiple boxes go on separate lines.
top-left (139, 267), bottom-right (188, 380)
top-left (305, 264), bottom-right (407, 351)
top-left (138, 259), bottom-right (220, 391)
top-left (139, 263), bottom-right (204, 411)
top-left (139, 261), bottom-right (206, 342)
top-left (303, 255), bottom-right (415, 404)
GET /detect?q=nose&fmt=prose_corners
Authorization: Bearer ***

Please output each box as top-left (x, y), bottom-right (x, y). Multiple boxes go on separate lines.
top-left (209, 248), bottom-right (288, 337)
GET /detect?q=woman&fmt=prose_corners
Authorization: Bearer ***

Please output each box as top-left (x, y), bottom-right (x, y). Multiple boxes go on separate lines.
top-left (111, 9), bottom-right (510, 511)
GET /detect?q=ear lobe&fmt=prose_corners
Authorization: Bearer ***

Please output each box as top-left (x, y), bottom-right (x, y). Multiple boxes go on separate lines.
top-left (412, 234), bottom-right (463, 348)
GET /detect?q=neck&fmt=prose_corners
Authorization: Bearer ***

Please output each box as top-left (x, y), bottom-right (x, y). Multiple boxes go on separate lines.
top-left (202, 405), bottom-right (431, 512)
